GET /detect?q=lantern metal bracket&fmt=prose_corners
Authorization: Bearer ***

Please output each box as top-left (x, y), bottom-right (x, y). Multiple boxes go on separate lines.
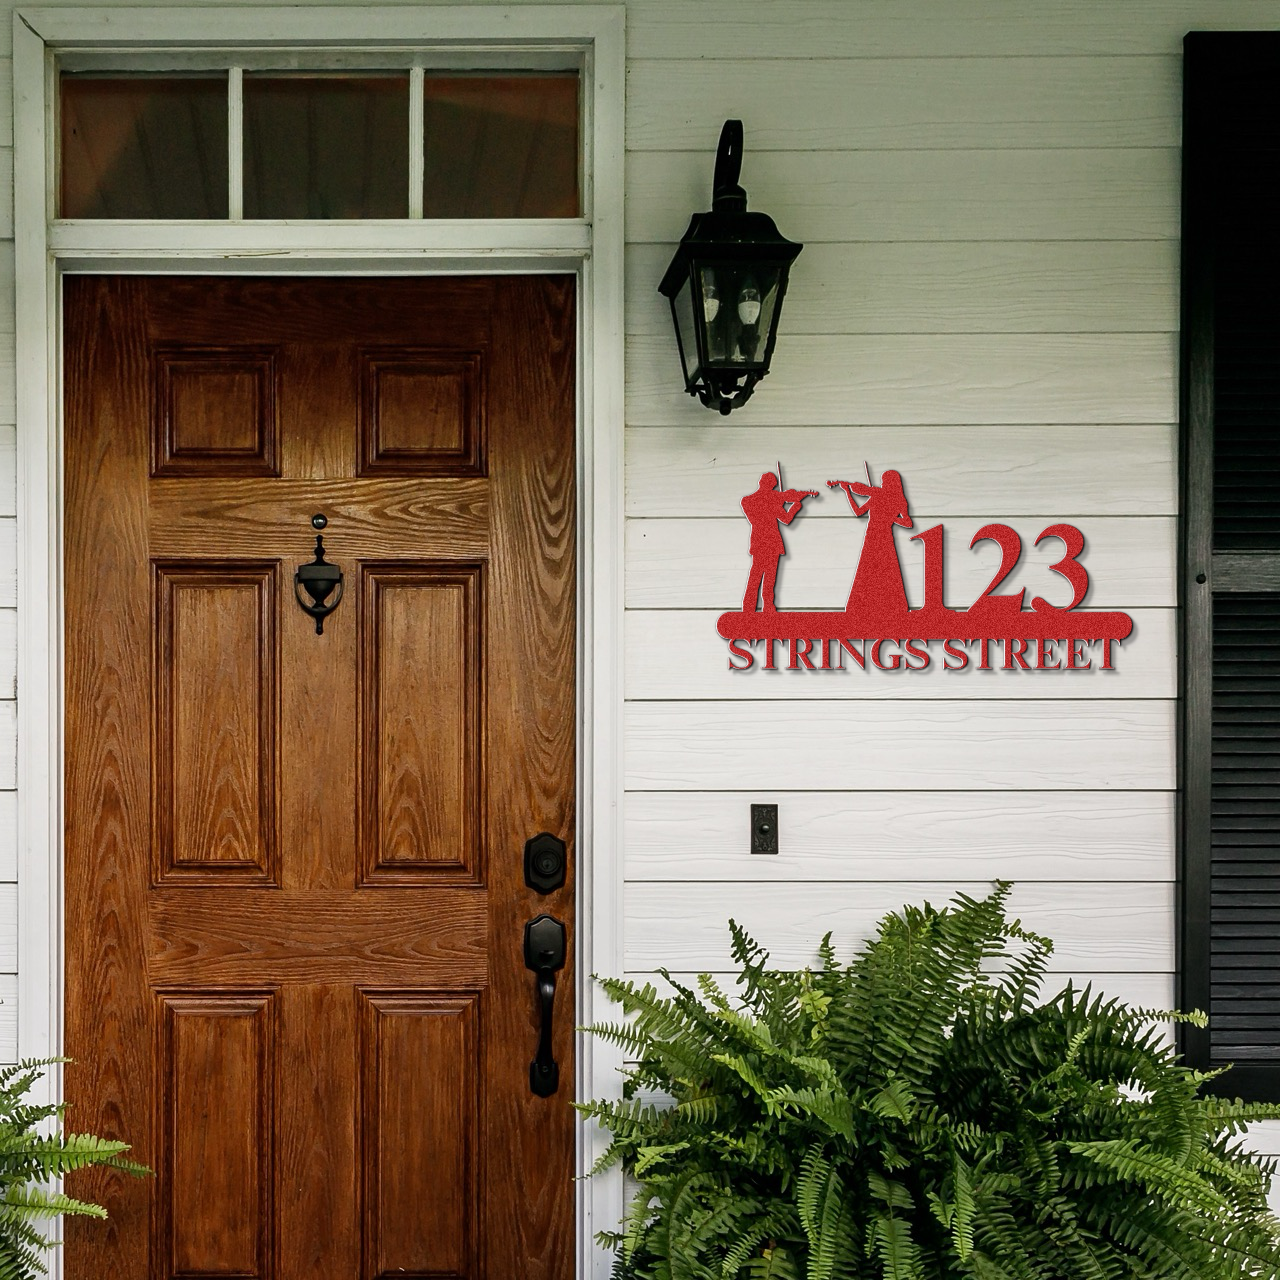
top-left (712, 119), bottom-right (746, 212)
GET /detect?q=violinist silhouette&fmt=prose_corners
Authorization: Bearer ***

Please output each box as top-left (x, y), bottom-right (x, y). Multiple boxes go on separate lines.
top-left (828, 467), bottom-right (913, 618)
top-left (740, 471), bottom-right (818, 612)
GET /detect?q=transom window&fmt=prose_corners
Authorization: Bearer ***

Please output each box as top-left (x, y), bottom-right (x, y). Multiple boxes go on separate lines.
top-left (60, 67), bottom-right (580, 220)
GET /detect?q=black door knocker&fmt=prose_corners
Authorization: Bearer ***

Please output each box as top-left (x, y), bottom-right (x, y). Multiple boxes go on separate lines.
top-left (294, 514), bottom-right (344, 635)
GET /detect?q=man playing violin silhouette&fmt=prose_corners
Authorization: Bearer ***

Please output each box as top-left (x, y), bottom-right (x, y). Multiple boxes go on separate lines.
top-left (740, 471), bottom-right (817, 612)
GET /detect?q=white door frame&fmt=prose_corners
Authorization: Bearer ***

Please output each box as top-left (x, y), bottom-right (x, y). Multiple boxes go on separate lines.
top-left (13, 8), bottom-right (625, 1276)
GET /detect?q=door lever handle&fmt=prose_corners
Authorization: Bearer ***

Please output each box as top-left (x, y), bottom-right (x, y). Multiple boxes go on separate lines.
top-left (524, 914), bottom-right (566, 1097)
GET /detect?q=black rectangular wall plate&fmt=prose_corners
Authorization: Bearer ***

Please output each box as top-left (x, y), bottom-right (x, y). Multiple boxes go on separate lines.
top-left (751, 803), bottom-right (779, 855)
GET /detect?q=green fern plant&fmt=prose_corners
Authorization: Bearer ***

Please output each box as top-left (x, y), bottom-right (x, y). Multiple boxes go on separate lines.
top-left (580, 883), bottom-right (1280, 1280)
top-left (0, 1058), bottom-right (148, 1280)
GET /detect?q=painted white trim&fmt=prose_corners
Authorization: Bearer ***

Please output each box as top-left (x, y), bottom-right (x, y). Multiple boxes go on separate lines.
top-left (408, 65), bottom-right (425, 221)
top-left (49, 218), bottom-right (593, 256)
top-left (22, 4), bottom-right (616, 45)
top-left (59, 47), bottom-right (585, 72)
top-left (14, 9), bottom-right (59, 1078)
top-left (13, 8), bottom-right (626, 1279)
top-left (228, 67), bottom-right (244, 221)
top-left (575, 16), bottom-right (627, 1277)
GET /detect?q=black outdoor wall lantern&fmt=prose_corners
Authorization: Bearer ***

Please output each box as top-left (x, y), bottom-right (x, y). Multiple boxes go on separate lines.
top-left (659, 119), bottom-right (803, 415)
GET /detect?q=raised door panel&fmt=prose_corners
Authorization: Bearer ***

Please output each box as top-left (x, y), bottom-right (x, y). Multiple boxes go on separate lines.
top-left (158, 993), bottom-right (275, 1280)
top-left (154, 563), bottom-right (279, 883)
top-left (359, 565), bottom-right (483, 884)
top-left (153, 347), bottom-right (279, 477)
top-left (359, 992), bottom-right (480, 1280)
top-left (358, 349), bottom-right (486, 477)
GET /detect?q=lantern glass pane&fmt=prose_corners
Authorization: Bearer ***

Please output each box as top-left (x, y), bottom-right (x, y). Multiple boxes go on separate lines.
top-left (698, 264), bottom-right (783, 371)
top-left (671, 274), bottom-right (701, 386)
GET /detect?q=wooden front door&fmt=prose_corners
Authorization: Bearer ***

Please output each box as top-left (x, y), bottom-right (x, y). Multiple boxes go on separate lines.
top-left (63, 276), bottom-right (576, 1280)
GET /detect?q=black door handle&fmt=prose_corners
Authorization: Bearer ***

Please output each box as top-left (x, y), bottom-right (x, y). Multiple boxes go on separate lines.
top-left (524, 914), bottom-right (566, 1097)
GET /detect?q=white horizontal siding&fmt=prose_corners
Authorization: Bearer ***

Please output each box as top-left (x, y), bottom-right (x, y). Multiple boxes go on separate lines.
top-left (627, 700), bottom-right (1175, 791)
top-left (0, 704), bottom-right (14, 792)
top-left (624, 0), bottom-right (1280, 58)
top-left (626, 57), bottom-right (1180, 152)
top-left (625, 881), bottom-right (1174, 971)
top-left (0, 610), bottom-right (15, 700)
top-left (0, 792), bottom-right (13, 1054)
top-left (627, 242), bottom-right (1180, 336)
top-left (625, 790), bottom-right (1173, 882)
top-left (627, 149), bottom-right (1179, 244)
top-left (0, 246), bottom-right (13, 334)
top-left (0, 429), bottom-right (14, 518)
top-left (0, 150), bottom-right (11, 240)
top-left (0, 519), bottom-right (14, 610)
top-left (0, 793), bottom-right (14, 883)
top-left (0, 249), bottom-right (15, 520)
top-left (627, 334), bottom-right (1177, 426)
top-left (1245, 1123), bottom-right (1280, 1214)
top-left (0, 336), bottom-right (15, 426)
top-left (0, 885), bottom-right (16, 973)
top-left (0, 170), bottom-right (15, 1065)
top-left (615, 0), bottom-right (1197, 1049)
top-left (1251, 1123), bottom-right (1280, 1157)
top-left (0, 975), bottom-right (15, 1062)
top-left (626, 427), bottom-right (1177, 516)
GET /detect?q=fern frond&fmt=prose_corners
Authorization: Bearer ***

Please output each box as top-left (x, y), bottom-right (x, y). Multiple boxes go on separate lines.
top-left (0, 1185), bottom-right (107, 1221)
top-left (582, 887), bottom-right (1280, 1280)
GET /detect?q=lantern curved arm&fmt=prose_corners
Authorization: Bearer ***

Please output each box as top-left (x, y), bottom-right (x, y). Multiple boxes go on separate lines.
top-left (712, 120), bottom-right (745, 208)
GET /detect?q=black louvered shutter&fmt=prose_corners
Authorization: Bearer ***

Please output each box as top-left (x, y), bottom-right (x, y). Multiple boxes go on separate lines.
top-left (1182, 33), bottom-right (1280, 1098)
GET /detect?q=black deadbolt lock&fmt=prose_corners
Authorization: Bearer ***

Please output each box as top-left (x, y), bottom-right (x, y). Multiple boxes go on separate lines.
top-left (524, 833), bottom-right (567, 894)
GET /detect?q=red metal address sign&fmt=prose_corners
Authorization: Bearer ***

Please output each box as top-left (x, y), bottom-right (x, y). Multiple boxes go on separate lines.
top-left (717, 466), bottom-right (1133, 673)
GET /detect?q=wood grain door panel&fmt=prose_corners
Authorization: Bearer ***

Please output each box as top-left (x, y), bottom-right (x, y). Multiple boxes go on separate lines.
top-left (158, 992), bottom-right (276, 1280)
top-left (153, 561), bottom-right (280, 884)
top-left (358, 563), bottom-right (485, 885)
top-left (153, 346), bottom-right (280, 477)
top-left (64, 276), bottom-right (576, 1280)
top-left (357, 348), bottom-right (487, 477)
top-left (358, 991), bottom-right (481, 1279)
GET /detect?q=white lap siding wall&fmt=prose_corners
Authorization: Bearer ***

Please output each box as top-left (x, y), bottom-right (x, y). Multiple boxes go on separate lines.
top-left (0, 0), bottom-right (1278, 1172)
top-left (624, 12), bottom-right (1185, 1002)
top-left (619, 0), bottom-right (1280, 1175)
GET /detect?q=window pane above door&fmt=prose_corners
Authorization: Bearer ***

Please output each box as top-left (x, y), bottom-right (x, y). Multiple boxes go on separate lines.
top-left (60, 75), bottom-right (229, 218)
top-left (422, 75), bottom-right (580, 218)
top-left (243, 75), bottom-right (411, 219)
top-left (58, 67), bottom-right (583, 221)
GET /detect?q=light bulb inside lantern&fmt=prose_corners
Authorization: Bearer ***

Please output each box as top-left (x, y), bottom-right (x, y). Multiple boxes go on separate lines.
top-left (702, 279), bottom-right (720, 323)
top-left (737, 281), bottom-right (762, 326)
